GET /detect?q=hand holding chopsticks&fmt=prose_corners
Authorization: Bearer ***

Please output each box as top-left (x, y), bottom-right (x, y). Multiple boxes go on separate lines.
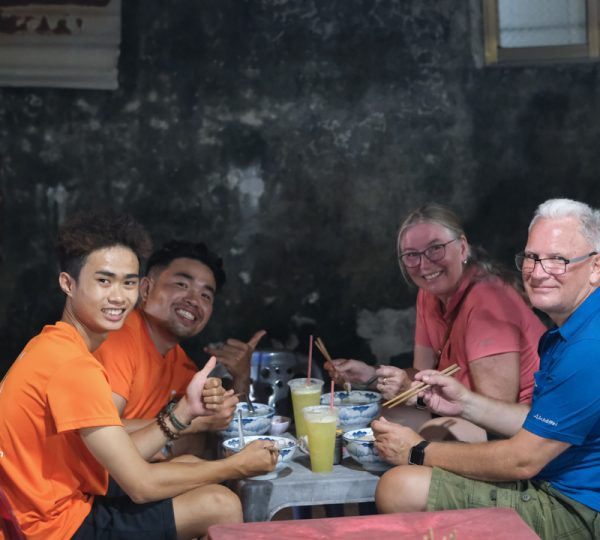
top-left (382, 363), bottom-right (460, 408)
top-left (315, 337), bottom-right (352, 393)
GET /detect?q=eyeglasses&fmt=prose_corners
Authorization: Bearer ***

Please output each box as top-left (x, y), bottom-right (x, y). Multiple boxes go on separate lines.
top-left (515, 252), bottom-right (598, 275)
top-left (399, 238), bottom-right (458, 268)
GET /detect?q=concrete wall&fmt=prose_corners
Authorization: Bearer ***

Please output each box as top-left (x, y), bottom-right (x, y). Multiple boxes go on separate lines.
top-left (1, 0), bottom-right (599, 376)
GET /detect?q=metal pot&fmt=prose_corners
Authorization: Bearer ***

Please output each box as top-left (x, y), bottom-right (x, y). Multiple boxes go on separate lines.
top-left (249, 349), bottom-right (324, 416)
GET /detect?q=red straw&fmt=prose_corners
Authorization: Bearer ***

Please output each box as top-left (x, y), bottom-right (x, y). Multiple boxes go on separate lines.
top-left (307, 334), bottom-right (313, 385)
top-left (329, 379), bottom-right (335, 409)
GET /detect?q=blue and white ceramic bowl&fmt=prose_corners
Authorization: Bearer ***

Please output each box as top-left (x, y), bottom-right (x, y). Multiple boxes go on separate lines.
top-left (222, 435), bottom-right (297, 479)
top-left (220, 402), bottom-right (275, 438)
top-left (343, 427), bottom-right (391, 472)
top-left (320, 390), bottom-right (381, 430)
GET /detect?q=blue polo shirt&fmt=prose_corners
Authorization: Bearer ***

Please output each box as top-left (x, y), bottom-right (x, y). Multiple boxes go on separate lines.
top-left (523, 288), bottom-right (600, 511)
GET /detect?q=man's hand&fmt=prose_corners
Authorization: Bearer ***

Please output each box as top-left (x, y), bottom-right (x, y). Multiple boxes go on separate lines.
top-left (324, 358), bottom-right (376, 385)
top-left (177, 357), bottom-right (225, 422)
top-left (227, 439), bottom-right (279, 477)
top-left (205, 330), bottom-right (266, 393)
top-left (415, 369), bottom-right (471, 417)
top-left (188, 390), bottom-right (239, 432)
top-left (372, 417), bottom-right (423, 466)
top-left (374, 365), bottom-right (411, 399)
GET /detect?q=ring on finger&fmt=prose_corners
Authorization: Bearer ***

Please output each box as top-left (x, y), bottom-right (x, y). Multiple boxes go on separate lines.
top-left (382, 377), bottom-right (387, 384)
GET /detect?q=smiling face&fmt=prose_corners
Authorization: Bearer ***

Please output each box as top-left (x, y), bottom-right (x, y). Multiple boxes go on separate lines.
top-left (398, 221), bottom-right (468, 305)
top-left (523, 216), bottom-right (600, 325)
top-left (60, 245), bottom-right (140, 350)
top-left (141, 257), bottom-right (216, 350)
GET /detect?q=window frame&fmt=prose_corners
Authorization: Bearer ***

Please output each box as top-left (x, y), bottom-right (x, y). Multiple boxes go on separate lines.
top-left (483, 0), bottom-right (600, 65)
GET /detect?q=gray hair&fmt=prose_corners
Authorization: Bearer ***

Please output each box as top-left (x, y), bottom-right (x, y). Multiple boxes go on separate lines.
top-left (530, 198), bottom-right (600, 251)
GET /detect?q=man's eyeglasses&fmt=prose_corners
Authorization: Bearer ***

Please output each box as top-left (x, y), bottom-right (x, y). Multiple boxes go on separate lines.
top-left (515, 252), bottom-right (598, 276)
top-left (399, 238), bottom-right (458, 268)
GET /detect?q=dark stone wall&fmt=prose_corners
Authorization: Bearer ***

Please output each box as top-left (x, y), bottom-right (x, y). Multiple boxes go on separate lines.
top-left (1, 0), bottom-right (599, 376)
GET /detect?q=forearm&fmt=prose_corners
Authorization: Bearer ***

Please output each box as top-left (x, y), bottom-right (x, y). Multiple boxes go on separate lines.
top-left (461, 392), bottom-right (529, 437)
top-left (423, 439), bottom-right (534, 482)
top-left (128, 418), bottom-right (174, 460)
top-left (123, 455), bottom-right (246, 503)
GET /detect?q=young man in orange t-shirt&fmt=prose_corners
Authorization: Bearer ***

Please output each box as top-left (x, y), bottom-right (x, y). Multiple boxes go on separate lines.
top-left (94, 240), bottom-right (266, 458)
top-left (0, 212), bottom-right (277, 540)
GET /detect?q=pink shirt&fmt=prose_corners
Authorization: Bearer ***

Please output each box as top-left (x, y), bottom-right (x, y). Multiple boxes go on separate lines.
top-left (414, 268), bottom-right (546, 403)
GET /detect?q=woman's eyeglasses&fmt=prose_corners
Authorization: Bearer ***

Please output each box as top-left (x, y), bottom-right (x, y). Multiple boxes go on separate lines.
top-left (399, 238), bottom-right (458, 268)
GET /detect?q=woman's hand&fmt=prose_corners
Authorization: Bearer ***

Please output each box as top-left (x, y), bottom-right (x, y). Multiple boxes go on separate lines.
top-left (324, 358), bottom-right (376, 385)
top-left (374, 365), bottom-right (411, 399)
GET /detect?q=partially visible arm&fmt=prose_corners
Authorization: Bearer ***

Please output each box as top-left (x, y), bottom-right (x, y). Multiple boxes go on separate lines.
top-left (468, 352), bottom-right (520, 403)
top-left (417, 370), bottom-right (529, 437)
top-left (111, 392), bottom-right (155, 434)
top-left (80, 425), bottom-right (278, 503)
top-left (373, 418), bottom-right (569, 482)
top-left (425, 428), bottom-right (569, 482)
top-left (413, 345), bottom-right (437, 371)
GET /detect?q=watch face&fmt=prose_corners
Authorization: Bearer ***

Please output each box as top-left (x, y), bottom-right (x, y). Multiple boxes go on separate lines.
top-left (409, 441), bottom-right (428, 465)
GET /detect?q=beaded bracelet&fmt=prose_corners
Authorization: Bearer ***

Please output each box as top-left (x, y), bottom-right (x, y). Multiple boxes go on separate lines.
top-left (156, 411), bottom-right (180, 440)
top-left (165, 400), bottom-right (191, 431)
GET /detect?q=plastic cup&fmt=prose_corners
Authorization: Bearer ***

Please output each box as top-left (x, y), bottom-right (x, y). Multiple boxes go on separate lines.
top-left (303, 405), bottom-right (339, 473)
top-left (288, 378), bottom-right (324, 439)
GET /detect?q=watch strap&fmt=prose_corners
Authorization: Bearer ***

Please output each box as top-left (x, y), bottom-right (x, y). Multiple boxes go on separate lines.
top-left (408, 440), bottom-right (430, 465)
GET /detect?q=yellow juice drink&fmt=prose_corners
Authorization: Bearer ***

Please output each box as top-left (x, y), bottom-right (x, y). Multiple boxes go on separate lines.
top-left (288, 378), bottom-right (323, 439)
top-left (303, 405), bottom-right (339, 473)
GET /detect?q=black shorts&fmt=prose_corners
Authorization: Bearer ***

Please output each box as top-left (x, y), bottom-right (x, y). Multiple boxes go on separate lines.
top-left (72, 482), bottom-right (176, 540)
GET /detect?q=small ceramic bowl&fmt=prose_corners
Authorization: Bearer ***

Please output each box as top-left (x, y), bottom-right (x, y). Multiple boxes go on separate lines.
top-left (270, 415), bottom-right (291, 435)
top-left (320, 390), bottom-right (381, 431)
top-left (219, 402), bottom-right (275, 438)
top-left (222, 435), bottom-right (297, 479)
top-left (343, 427), bottom-right (391, 472)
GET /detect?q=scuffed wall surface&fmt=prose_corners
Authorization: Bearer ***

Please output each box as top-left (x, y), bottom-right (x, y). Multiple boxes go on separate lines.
top-left (1, 0), bottom-right (599, 376)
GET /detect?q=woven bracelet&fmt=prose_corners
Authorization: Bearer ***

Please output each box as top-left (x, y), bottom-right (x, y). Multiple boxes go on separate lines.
top-left (156, 411), bottom-right (179, 440)
top-left (165, 400), bottom-right (191, 431)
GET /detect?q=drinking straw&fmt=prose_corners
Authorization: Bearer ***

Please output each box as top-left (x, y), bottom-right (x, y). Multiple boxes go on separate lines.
top-left (307, 334), bottom-right (313, 385)
top-left (330, 379), bottom-right (335, 409)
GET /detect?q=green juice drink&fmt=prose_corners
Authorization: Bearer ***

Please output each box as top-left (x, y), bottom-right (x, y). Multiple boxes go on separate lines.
top-left (288, 378), bottom-right (323, 439)
top-left (303, 405), bottom-right (339, 473)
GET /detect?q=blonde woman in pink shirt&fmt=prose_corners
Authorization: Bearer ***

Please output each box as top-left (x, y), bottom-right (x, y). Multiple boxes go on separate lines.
top-left (326, 203), bottom-right (546, 440)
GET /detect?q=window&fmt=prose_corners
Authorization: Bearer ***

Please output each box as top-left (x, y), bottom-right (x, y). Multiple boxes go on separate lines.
top-left (483, 0), bottom-right (600, 65)
top-left (0, 0), bottom-right (121, 89)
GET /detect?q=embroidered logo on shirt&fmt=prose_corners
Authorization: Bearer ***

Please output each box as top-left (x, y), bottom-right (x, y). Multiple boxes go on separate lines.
top-left (533, 414), bottom-right (558, 427)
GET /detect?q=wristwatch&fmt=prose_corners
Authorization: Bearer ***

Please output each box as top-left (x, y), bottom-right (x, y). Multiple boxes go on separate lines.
top-left (408, 440), bottom-right (430, 465)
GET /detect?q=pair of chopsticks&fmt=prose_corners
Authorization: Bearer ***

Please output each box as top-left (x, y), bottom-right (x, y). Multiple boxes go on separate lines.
top-left (382, 363), bottom-right (460, 408)
top-left (314, 337), bottom-right (352, 393)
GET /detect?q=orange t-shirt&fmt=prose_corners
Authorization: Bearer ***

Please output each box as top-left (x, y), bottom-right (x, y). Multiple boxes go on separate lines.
top-left (94, 309), bottom-right (198, 418)
top-left (0, 322), bottom-right (122, 540)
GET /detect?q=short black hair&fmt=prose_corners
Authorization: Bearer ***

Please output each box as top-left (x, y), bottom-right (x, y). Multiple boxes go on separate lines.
top-left (56, 210), bottom-right (152, 280)
top-left (145, 240), bottom-right (226, 292)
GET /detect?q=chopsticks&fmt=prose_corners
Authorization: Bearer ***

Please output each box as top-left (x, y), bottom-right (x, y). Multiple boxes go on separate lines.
top-left (314, 337), bottom-right (333, 364)
top-left (382, 363), bottom-right (460, 408)
top-left (315, 337), bottom-right (352, 393)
